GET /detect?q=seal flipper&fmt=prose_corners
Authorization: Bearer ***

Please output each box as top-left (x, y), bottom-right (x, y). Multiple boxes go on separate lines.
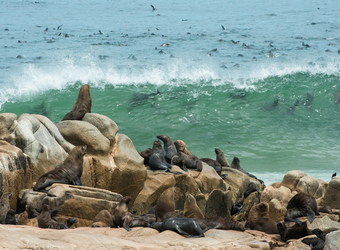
top-left (72, 177), bottom-right (82, 186)
top-left (168, 169), bottom-right (183, 175)
top-left (306, 207), bottom-right (316, 223)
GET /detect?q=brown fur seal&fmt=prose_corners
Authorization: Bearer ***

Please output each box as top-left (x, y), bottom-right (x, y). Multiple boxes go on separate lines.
top-left (112, 196), bottom-right (133, 231)
top-left (129, 214), bottom-right (156, 227)
top-left (155, 187), bottom-right (181, 222)
top-left (17, 210), bottom-right (38, 227)
top-left (25, 204), bottom-right (40, 219)
top-left (285, 192), bottom-right (319, 224)
top-left (33, 145), bottom-right (87, 192)
top-left (139, 147), bottom-right (152, 165)
top-left (0, 192), bottom-right (12, 224)
top-left (156, 135), bottom-right (177, 163)
top-left (174, 140), bottom-right (194, 156)
top-left (92, 209), bottom-right (113, 227)
top-left (171, 152), bottom-right (202, 172)
top-left (38, 204), bottom-right (76, 229)
top-left (62, 84), bottom-right (92, 121)
top-left (195, 217), bottom-right (245, 232)
top-left (5, 209), bottom-right (17, 225)
top-left (149, 217), bottom-right (206, 238)
top-left (149, 140), bottom-right (182, 174)
top-left (230, 157), bottom-right (263, 183)
top-left (248, 202), bottom-right (278, 234)
top-left (183, 192), bottom-right (204, 219)
top-left (214, 148), bottom-right (229, 167)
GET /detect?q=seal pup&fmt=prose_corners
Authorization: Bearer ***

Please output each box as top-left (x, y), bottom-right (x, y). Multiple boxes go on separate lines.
top-left (5, 209), bottom-right (17, 225)
top-left (285, 192), bottom-right (319, 224)
top-left (248, 202), bottom-right (278, 234)
top-left (0, 192), bottom-right (12, 224)
top-left (302, 228), bottom-right (325, 250)
top-left (149, 140), bottom-right (182, 174)
top-left (17, 210), bottom-right (38, 227)
top-left (156, 135), bottom-right (177, 163)
top-left (33, 145), bottom-right (87, 192)
top-left (155, 187), bottom-right (181, 222)
top-left (230, 157), bottom-right (262, 182)
top-left (243, 182), bottom-right (259, 198)
top-left (112, 196), bottom-right (133, 231)
top-left (62, 84), bottom-right (92, 121)
top-left (195, 217), bottom-right (245, 232)
top-left (92, 209), bottom-right (113, 227)
top-left (183, 192), bottom-right (204, 219)
top-left (231, 197), bottom-right (244, 215)
top-left (174, 140), bottom-right (194, 156)
top-left (25, 204), bottom-right (40, 219)
top-left (215, 148), bottom-right (229, 167)
top-left (149, 217), bottom-right (206, 238)
top-left (171, 152), bottom-right (202, 172)
top-left (38, 204), bottom-right (76, 229)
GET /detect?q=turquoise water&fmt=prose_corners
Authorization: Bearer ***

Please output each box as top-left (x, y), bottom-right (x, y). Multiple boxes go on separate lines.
top-left (1, 0), bottom-right (340, 185)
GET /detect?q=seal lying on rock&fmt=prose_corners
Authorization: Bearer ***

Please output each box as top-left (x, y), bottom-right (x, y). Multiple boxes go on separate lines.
top-left (302, 228), bottom-right (326, 250)
top-left (171, 152), bottom-right (202, 172)
top-left (285, 192), bottom-right (319, 224)
top-left (195, 217), bottom-right (245, 232)
top-left (5, 209), bottom-right (17, 225)
top-left (17, 210), bottom-right (38, 227)
top-left (244, 182), bottom-right (259, 198)
top-left (0, 192), bottom-right (12, 224)
top-left (199, 157), bottom-right (222, 175)
top-left (112, 196), bottom-right (133, 231)
top-left (62, 84), bottom-right (92, 121)
top-left (230, 157), bottom-right (263, 183)
top-left (33, 145), bottom-right (87, 192)
top-left (149, 217), bottom-right (206, 238)
top-left (231, 197), bottom-right (244, 216)
top-left (156, 135), bottom-right (177, 163)
top-left (149, 140), bottom-right (182, 174)
top-left (248, 202), bottom-right (278, 234)
top-left (38, 204), bottom-right (77, 229)
top-left (92, 210), bottom-right (113, 227)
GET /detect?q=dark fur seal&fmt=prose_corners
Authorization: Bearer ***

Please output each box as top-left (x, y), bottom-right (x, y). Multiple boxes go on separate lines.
top-left (184, 192), bottom-right (204, 219)
top-left (171, 152), bottom-right (202, 172)
top-left (231, 157), bottom-right (263, 183)
top-left (215, 148), bottom-right (229, 167)
top-left (285, 192), bottom-right (319, 224)
top-left (38, 204), bottom-right (76, 229)
top-left (174, 140), bottom-right (194, 156)
top-left (149, 140), bottom-right (182, 174)
top-left (112, 196), bottom-right (133, 231)
top-left (231, 197), bottom-right (244, 215)
top-left (149, 217), bottom-right (206, 237)
top-left (25, 204), bottom-right (40, 219)
top-left (92, 209), bottom-right (113, 227)
top-left (302, 228), bottom-right (325, 250)
top-left (5, 209), bottom-right (17, 225)
top-left (155, 187), bottom-right (181, 222)
top-left (195, 217), bottom-right (245, 232)
top-left (139, 147), bottom-right (152, 165)
top-left (248, 202), bottom-right (278, 234)
top-left (33, 145), bottom-right (87, 192)
top-left (129, 214), bottom-right (156, 228)
top-left (156, 135), bottom-right (177, 163)
top-left (0, 192), bottom-right (12, 224)
top-left (62, 84), bottom-right (92, 121)
top-left (199, 158), bottom-right (222, 175)
top-left (244, 182), bottom-right (259, 198)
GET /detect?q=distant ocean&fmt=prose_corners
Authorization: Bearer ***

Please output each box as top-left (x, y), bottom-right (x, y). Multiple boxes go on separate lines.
top-left (1, 0), bottom-right (339, 185)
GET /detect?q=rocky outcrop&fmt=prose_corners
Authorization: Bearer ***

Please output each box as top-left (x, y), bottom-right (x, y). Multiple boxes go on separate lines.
top-left (319, 176), bottom-right (340, 209)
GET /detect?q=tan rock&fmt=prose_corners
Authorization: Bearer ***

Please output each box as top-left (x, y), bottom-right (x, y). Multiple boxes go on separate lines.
top-left (320, 176), bottom-right (340, 209)
top-left (281, 170), bottom-right (307, 191)
top-left (295, 175), bottom-right (323, 198)
top-left (324, 229), bottom-right (340, 250)
top-left (0, 113), bottom-right (17, 144)
top-left (268, 198), bottom-right (286, 222)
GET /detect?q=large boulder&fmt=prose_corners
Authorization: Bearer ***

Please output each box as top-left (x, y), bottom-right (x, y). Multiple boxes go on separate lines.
top-left (324, 230), bottom-right (340, 250)
top-left (319, 176), bottom-right (340, 209)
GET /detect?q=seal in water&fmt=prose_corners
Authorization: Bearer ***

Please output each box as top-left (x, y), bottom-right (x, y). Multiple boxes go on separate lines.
top-left (156, 134), bottom-right (177, 163)
top-left (149, 140), bottom-right (182, 174)
top-left (171, 152), bottom-right (202, 172)
top-left (62, 84), bottom-right (92, 121)
top-left (248, 202), bottom-right (278, 234)
top-left (284, 192), bottom-right (319, 224)
top-left (33, 145), bottom-right (87, 192)
top-left (112, 196), bottom-right (133, 231)
top-left (149, 217), bottom-right (206, 237)
top-left (183, 192), bottom-right (204, 219)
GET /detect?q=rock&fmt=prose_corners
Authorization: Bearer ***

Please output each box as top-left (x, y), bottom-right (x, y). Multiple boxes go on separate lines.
top-left (324, 229), bottom-right (340, 250)
top-left (0, 113), bottom-right (17, 144)
top-left (295, 175), bottom-right (323, 198)
top-left (268, 198), bottom-right (287, 222)
top-left (319, 176), bottom-right (340, 209)
top-left (306, 215), bottom-right (340, 233)
top-left (20, 184), bottom-right (122, 227)
top-left (281, 170), bottom-right (307, 191)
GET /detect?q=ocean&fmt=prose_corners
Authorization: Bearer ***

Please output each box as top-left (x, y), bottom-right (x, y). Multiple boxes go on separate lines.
top-left (1, 0), bottom-right (339, 185)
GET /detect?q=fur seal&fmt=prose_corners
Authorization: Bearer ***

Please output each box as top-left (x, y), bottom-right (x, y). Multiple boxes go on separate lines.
top-left (92, 209), bottom-right (113, 227)
top-left (230, 157), bottom-right (263, 183)
top-left (244, 182), bottom-right (259, 198)
top-left (5, 209), bottom-right (17, 225)
top-left (149, 140), bottom-right (182, 174)
top-left (156, 135), bottom-right (177, 163)
top-left (139, 147), bottom-right (152, 165)
top-left (214, 148), bottom-right (229, 167)
top-left (155, 187), bottom-right (181, 222)
top-left (25, 204), bottom-right (40, 219)
top-left (112, 196), bottom-right (133, 231)
top-left (149, 217), bottom-right (206, 238)
top-left (38, 204), bottom-right (77, 229)
top-left (62, 84), bottom-right (92, 121)
top-left (129, 214), bottom-right (156, 228)
top-left (199, 157), bottom-right (222, 175)
top-left (231, 197), bottom-right (244, 215)
top-left (17, 210), bottom-right (38, 227)
top-left (0, 192), bottom-right (12, 224)
top-left (195, 217), bottom-right (245, 232)
top-left (33, 145), bottom-right (87, 192)
top-left (302, 228), bottom-right (325, 250)
top-left (248, 202), bottom-right (278, 234)
top-left (171, 152), bottom-right (202, 172)
top-left (285, 192), bottom-right (319, 224)
top-left (183, 192), bottom-right (204, 219)
top-left (174, 140), bottom-right (194, 156)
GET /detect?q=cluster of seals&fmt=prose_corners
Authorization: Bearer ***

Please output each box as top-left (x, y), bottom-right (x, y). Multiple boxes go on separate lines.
top-left (183, 192), bottom-right (204, 219)
top-left (0, 192), bottom-right (12, 224)
top-left (38, 204), bottom-right (77, 229)
top-left (171, 152), bottom-right (203, 172)
top-left (61, 84), bottom-right (92, 121)
top-left (247, 202), bottom-right (278, 234)
top-left (33, 145), bottom-right (87, 192)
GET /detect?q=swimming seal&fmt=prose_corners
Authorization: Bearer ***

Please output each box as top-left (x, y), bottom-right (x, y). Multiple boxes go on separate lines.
top-left (248, 202), bottom-right (278, 234)
top-left (171, 152), bottom-right (202, 172)
top-left (112, 196), bottom-right (133, 231)
top-left (174, 140), bottom-right (194, 156)
top-left (0, 192), bottom-right (12, 224)
top-left (156, 134), bottom-right (177, 163)
top-left (285, 192), bottom-right (319, 224)
top-left (33, 145), bottom-right (87, 192)
top-left (149, 217), bottom-right (206, 238)
top-left (183, 192), bottom-right (204, 219)
top-left (92, 209), bottom-right (113, 227)
top-left (62, 84), bottom-right (92, 121)
top-left (149, 140), bottom-right (182, 174)
top-left (155, 187), bottom-right (181, 222)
